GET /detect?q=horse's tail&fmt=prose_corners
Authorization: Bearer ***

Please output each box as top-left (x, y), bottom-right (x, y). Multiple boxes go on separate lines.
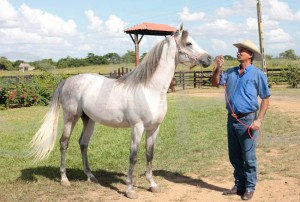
top-left (29, 80), bottom-right (66, 161)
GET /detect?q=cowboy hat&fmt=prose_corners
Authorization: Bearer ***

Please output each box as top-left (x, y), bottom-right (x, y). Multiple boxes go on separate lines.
top-left (233, 39), bottom-right (262, 61)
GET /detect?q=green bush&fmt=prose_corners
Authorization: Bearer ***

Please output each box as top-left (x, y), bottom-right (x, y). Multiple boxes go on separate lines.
top-left (0, 72), bottom-right (66, 109)
top-left (281, 65), bottom-right (300, 88)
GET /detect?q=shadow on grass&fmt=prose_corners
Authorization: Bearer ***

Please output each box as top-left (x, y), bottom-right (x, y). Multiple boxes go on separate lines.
top-left (19, 167), bottom-right (226, 195)
top-left (19, 166), bottom-right (126, 194)
top-left (154, 170), bottom-right (226, 192)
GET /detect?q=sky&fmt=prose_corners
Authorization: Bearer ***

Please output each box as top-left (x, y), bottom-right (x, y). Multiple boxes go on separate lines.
top-left (0, 0), bottom-right (300, 62)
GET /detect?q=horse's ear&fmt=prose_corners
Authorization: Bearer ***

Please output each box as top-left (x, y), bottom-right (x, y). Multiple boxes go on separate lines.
top-left (177, 23), bottom-right (184, 32)
top-left (174, 23), bottom-right (184, 37)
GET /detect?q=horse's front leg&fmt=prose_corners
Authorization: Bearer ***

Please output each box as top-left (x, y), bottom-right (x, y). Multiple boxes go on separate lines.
top-left (125, 123), bottom-right (144, 199)
top-left (145, 126), bottom-right (160, 193)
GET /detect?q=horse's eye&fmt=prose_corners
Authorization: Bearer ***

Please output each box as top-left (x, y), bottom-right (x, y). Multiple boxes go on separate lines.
top-left (186, 42), bottom-right (192, 46)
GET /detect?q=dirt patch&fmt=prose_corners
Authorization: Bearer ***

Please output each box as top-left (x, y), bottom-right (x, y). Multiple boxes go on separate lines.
top-left (83, 88), bottom-right (300, 201)
top-left (77, 173), bottom-right (300, 202)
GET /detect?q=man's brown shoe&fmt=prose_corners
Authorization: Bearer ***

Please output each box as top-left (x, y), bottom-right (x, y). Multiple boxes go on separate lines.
top-left (223, 187), bottom-right (245, 196)
top-left (242, 190), bottom-right (254, 200)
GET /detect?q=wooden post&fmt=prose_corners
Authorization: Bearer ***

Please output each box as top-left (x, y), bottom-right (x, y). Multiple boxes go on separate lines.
top-left (199, 71), bottom-right (203, 89)
top-left (193, 72), bottom-right (197, 88)
top-left (121, 67), bottom-right (124, 76)
top-left (134, 33), bottom-right (140, 66)
top-left (182, 72), bottom-right (185, 90)
top-left (117, 68), bottom-right (121, 78)
top-left (179, 71), bottom-right (182, 85)
top-left (257, 0), bottom-right (267, 76)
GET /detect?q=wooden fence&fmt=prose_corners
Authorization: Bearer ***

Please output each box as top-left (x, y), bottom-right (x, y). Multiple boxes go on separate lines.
top-left (0, 68), bottom-right (294, 91)
top-left (170, 68), bottom-right (291, 91)
top-left (172, 70), bottom-right (212, 91)
top-left (107, 67), bottom-right (131, 79)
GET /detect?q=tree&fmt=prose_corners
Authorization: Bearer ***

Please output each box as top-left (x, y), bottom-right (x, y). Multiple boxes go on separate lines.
top-left (279, 49), bottom-right (298, 60)
top-left (86, 53), bottom-right (109, 65)
top-left (104, 53), bottom-right (122, 64)
top-left (122, 51), bottom-right (135, 63)
top-left (265, 54), bottom-right (274, 60)
top-left (0, 58), bottom-right (14, 70)
top-left (223, 55), bottom-right (235, 60)
top-left (32, 59), bottom-right (56, 71)
top-left (140, 52), bottom-right (147, 62)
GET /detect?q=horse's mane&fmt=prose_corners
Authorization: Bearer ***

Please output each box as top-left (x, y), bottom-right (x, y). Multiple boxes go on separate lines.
top-left (116, 38), bottom-right (170, 87)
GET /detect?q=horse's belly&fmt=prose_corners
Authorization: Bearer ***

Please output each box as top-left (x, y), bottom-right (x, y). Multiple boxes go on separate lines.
top-left (86, 108), bottom-right (131, 128)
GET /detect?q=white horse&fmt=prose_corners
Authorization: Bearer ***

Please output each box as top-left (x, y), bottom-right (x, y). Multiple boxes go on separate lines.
top-left (30, 24), bottom-right (212, 199)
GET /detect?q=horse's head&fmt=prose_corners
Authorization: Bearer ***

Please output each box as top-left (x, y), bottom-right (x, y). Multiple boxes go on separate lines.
top-left (174, 23), bottom-right (212, 68)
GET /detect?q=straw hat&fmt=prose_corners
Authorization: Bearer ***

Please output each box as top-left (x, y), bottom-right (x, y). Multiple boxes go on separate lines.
top-left (233, 39), bottom-right (262, 61)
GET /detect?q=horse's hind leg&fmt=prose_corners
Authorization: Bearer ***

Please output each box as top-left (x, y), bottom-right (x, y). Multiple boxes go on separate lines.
top-left (125, 123), bottom-right (144, 199)
top-left (79, 113), bottom-right (97, 183)
top-left (60, 118), bottom-right (79, 186)
top-left (145, 126), bottom-right (160, 193)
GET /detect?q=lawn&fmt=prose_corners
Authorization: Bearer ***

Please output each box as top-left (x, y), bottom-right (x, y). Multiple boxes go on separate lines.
top-left (0, 87), bottom-right (299, 201)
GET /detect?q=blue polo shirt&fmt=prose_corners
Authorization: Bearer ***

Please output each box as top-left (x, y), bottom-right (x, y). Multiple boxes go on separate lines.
top-left (220, 64), bottom-right (270, 114)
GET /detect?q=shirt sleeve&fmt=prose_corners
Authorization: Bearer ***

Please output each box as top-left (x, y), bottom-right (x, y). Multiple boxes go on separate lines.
top-left (219, 71), bottom-right (227, 86)
top-left (258, 73), bottom-right (271, 99)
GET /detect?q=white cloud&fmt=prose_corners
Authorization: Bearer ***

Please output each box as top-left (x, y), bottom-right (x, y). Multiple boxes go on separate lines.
top-left (295, 10), bottom-right (300, 20)
top-left (215, 1), bottom-right (255, 18)
top-left (267, 28), bottom-right (292, 43)
top-left (178, 7), bottom-right (205, 21)
top-left (0, 28), bottom-right (43, 44)
top-left (246, 17), bottom-right (258, 31)
top-left (262, 16), bottom-right (280, 29)
top-left (20, 4), bottom-right (77, 37)
top-left (0, 1), bottom-right (83, 60)
top-left (211, 39), bottom-right (228, 52)
top-left (85, 10), bottom-right (103, 32)
top-left (0, 0), bottom-right (18, 27)
top-left (263, 0), bottom-right (300, 21)
top-left (0, 0), bottom-right (16, 19)
top-left (105, 15), bottom-right (128, 36)
top-left (194, 19), bottom-right (242, 37)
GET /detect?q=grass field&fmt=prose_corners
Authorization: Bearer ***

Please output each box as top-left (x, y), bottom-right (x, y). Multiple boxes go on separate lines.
top-left (0, 87), bottom-right (299, 201)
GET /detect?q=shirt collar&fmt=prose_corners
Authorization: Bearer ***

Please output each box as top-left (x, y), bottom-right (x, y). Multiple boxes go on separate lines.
top-left (236, 64), bottom-right (253, 74)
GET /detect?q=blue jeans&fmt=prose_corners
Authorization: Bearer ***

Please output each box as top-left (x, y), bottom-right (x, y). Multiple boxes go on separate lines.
top-left (227, 112), bottom-right (258, 192)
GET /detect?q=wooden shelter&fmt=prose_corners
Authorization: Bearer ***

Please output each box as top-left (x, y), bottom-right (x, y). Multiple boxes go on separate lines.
top-left (124, 22), bottom-right (176, 65)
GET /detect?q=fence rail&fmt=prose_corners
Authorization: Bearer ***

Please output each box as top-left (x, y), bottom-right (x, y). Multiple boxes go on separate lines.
top-left (0, 68), bottom-right (293, 91)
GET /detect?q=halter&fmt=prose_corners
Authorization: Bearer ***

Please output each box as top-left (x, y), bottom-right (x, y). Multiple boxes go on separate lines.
top-left (175, 37), bottom-right (199, 68)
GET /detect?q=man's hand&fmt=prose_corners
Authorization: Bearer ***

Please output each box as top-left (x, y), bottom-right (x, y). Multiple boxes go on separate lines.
top-left (250, 119), bottom-right (262, 130)
top-left (216, 55), bottom-right (224, 69)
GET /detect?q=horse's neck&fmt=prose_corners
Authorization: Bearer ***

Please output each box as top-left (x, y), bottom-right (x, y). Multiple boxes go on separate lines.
top-left (149, 39), bottom-right (177, 93)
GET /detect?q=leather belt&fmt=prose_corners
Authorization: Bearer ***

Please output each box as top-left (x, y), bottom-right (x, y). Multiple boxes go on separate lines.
top-left (233, 112), bottom-right (255, 119)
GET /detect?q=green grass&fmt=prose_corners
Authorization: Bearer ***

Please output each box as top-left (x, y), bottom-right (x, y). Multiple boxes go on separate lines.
top-left (0, 87), bottom-right (299, 200)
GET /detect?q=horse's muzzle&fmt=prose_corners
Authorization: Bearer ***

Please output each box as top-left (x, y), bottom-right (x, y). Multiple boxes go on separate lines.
top-left (199, 54), bottom-right (212, 68)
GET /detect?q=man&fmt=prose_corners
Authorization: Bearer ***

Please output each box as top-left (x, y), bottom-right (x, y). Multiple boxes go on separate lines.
top-left (211, 40), bottom-right (270, 200)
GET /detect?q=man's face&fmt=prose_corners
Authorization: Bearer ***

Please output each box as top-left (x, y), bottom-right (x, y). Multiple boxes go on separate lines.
top-left (236, 48), bottom-right (253, 62)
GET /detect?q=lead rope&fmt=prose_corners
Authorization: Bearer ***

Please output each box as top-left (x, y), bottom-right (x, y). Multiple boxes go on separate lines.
top-left (217, 63), bottom-right (260, 141)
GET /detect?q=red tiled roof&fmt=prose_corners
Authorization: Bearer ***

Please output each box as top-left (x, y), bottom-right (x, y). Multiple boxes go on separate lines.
top-left (124, 22), bottom-right (176, 36)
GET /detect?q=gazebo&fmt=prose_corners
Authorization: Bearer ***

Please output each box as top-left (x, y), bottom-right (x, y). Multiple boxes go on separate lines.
top-left (124, 22), bottom-right (176, 65)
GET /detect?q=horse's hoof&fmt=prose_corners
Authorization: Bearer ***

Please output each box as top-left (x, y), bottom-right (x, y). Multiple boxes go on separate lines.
top-left (88, 176), bottom-right (98, 184)
top-left (150, 186), bottom-right (160, 193)
top-left (61, 179), bottom-right (71, 186)
top-left (125, 190), bottom-right (138, 199)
